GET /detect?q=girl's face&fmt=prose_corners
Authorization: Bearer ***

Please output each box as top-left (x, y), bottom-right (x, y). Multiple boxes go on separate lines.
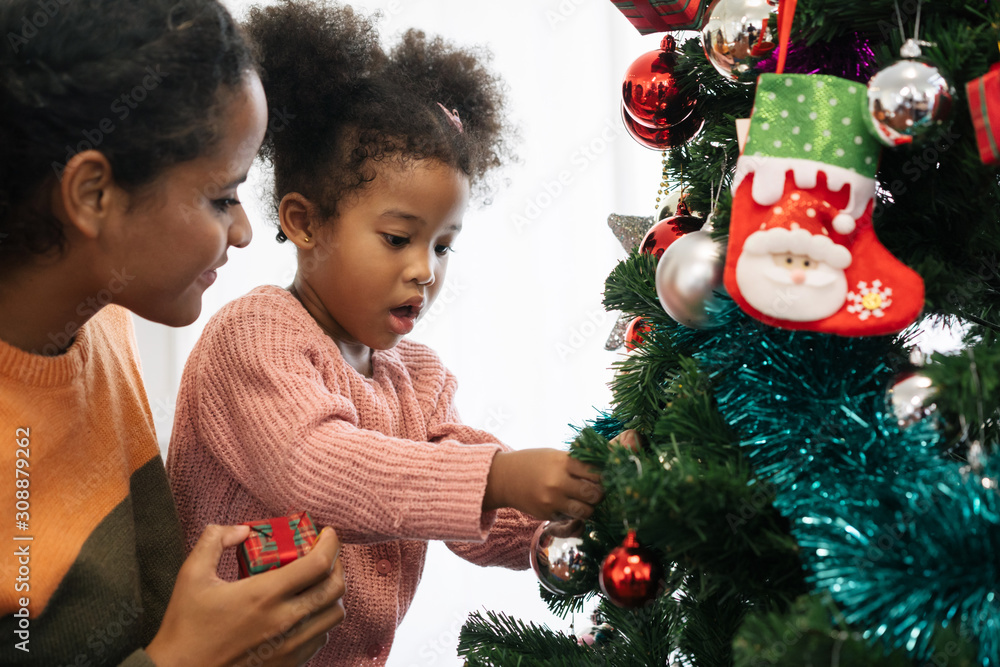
top-left (104, 73), bottom-right (268, 326)
top-left (299, 159), bottom-right (469, 351)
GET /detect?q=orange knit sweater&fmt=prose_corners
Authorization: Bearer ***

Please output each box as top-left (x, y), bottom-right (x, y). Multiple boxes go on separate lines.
top-left (0, 305), bottom-right (184, 666)
top-left (166, 285), bottom-right (540, 665)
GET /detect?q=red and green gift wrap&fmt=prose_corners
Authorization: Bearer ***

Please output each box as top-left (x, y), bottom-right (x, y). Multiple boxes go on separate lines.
top-left (608, 0), bottom-right (710, 34)
top-left (966, 63), bottom-right (1000, 167)
top-left (237, 511), bottom-right (319, 578)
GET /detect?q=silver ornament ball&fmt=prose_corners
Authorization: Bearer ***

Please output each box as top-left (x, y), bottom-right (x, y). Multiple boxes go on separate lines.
top-left (655, 230), bottom-right (727, 329)
top-left (701, 0), bottom-right (775, 83)
top-left (529, 519), bottom-right (596, 597)
top-left (866, 57), bottom-right (954, 146)
top-left (886, 370), bottom-right (939, 429)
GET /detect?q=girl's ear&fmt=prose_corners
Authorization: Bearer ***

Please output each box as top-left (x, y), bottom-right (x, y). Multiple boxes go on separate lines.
top-left (54, 150), bottom-right (121, 240)
top-left (279, 193), bottom-right (322, 248)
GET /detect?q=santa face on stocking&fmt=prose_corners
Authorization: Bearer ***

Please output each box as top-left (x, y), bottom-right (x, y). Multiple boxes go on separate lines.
top-left (724, 73), bottom-right (924, 337)
top-left (736, 196), bottom-right (853, 322)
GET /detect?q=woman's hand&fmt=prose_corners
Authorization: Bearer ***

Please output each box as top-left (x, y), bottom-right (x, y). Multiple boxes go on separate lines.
top-left (146, 524), bottom-right (346, 667)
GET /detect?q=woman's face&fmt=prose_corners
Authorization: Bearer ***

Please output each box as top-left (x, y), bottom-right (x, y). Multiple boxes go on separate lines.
top-left (104, 72), bottom-right (268, 327)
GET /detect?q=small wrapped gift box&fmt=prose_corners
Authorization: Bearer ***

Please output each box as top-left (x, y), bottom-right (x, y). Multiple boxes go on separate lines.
top-left (967, 63), bottom-right (1000, 167)
top-left (608, 0), bottom-right (710, 35)
top-left (237, 511), bottom-right (319, 578)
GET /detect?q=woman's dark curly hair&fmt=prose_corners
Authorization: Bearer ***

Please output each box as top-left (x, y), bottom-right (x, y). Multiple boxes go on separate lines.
top-left (244, 0), bottom-right (514, 241)
top-left (0, 0), bottom-right (254, 269)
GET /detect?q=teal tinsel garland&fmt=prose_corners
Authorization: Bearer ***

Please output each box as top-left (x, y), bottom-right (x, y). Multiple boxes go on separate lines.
top-left (667, 298), bottom-right (1000, 664)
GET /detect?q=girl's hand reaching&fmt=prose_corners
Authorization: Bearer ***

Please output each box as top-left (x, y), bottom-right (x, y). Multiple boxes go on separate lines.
top-left (483, 449), bottom-right (604, 520)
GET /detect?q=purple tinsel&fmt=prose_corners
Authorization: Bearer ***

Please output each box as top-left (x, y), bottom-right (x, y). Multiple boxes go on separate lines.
top-left (756, 33), bottom-right (879, 83)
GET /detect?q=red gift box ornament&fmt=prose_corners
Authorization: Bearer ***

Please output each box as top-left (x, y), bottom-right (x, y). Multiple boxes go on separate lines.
top-left (609, 0), bottom-right (711, 35)
top-left (237, 511), bottom-right (319, 578)
top-left (966, 63), bottom-right (1000, 167)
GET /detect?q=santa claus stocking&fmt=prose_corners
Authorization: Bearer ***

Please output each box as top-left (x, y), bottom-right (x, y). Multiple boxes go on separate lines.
top-left (725, 73), bottom-right (924, 337)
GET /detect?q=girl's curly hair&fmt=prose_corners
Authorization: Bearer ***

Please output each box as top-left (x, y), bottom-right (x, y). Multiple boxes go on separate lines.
top-left (244, 0), bottom-right (515, 240)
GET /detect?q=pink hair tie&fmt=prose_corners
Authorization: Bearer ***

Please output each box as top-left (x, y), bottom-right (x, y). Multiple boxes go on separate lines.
top-left (436, 102), bottom-right (464, 134)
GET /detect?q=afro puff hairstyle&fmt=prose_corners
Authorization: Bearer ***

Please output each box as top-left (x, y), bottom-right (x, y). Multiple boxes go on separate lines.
top-left (243, 0), bottom-right (515, 241)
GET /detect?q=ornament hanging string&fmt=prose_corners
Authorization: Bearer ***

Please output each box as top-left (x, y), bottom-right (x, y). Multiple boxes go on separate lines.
top-left (893, 0), bottom-right (934, 58)
top-left (629, 454), bottom-right (643, 478)
top-left (894, 0), bottom-right (923, 45)
top-left (961, 347), bottom-right (989, 472)
top-left (704, 151), bottom-right (729, 232)
top-left (969, 347), bottom-right (986, 434)
top-left (774, 0), bottom-right (798, 75)
top-left (705, 180), bottom-right (718, 232)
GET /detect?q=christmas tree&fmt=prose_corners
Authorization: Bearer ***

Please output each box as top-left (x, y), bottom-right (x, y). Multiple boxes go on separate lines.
top-left (457, 0), bottom-right (1000, 665)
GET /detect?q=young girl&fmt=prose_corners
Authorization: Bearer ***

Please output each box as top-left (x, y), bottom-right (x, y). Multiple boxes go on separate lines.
top-left (0, 1), bottom-right (346, 665)
top-left (165, 1), bottom-right (606, 663)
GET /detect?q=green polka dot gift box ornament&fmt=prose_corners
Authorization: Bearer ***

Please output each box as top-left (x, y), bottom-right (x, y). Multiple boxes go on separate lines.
top-left (724, 73), bottom-right (924, 337)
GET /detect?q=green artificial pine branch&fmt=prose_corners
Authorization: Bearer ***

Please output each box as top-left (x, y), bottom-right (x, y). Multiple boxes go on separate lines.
top-left (651, 357), bottom-right (736, 463)
top-left (569, 425), bottom-right (616, 469)
top-left (927, 330), bottom-right (1000, 449)
top-left (733, 593), bottom-right (980, 667)
top-left (594, 596), bottom-right (682, 665)
top-left (603, 251), bottom-right (663, 321)
top-left (678, 590), bottom-right (752, 667)
top-left (541, 587), bottom-right (598, 619)
top-left (597, 442), bottom-right (802, 604)
top-left (792, 0), bottom-right (994, 44)
top-left (608, 333), bottom-right (682, 435)
top-left (664, 39), bottom-right (752, 217)
top-left (458, 611), bottom-right (592, 666)
top-left (458, 606), bottom-right (682, 667)
top-left (569, 419), bottom-right (804, 610)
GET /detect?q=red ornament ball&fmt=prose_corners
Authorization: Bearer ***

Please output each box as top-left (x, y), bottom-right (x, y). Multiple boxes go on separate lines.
top-left (622, 104), bottom-right (704, 151)
top-left (599, 531), bottom-right (663, 609)
top-left (640, 205), bottom-right (704, 260)
top-left (622, 35), bottom-right (696, 129)
top-left (624, 318), bottom-right (652, 352)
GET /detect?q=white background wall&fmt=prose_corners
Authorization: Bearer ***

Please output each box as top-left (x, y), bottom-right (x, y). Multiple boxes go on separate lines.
top-left (134, 1), bottom-right (671, 664)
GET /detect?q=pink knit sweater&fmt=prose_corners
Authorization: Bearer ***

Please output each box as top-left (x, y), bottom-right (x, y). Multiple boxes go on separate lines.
top-left (165, 285), bottom-right (540, 665)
